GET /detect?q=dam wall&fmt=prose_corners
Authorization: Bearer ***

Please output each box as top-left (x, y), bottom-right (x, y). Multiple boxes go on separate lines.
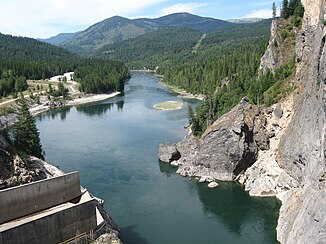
top-left (0, 172), bottom-right (98, 243)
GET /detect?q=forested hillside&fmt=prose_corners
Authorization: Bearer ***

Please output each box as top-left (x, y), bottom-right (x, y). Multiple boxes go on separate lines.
top-left (60, 13), bottom-right (233, 54)
top-left (100, 20), bottom-right (271, 71)
top-left (100, 27), bottom-right (202, 69)
top-left (0, 33), bottom-right (129, 97)
top-left (172, 0), bottom-right (303, 136)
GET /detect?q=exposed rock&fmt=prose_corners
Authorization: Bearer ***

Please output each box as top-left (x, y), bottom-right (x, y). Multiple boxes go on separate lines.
top-left (208, 182), bottom-right (218, 188)
top-left (275, 0), bottom-right (326, 243)
top-left (160, 98), bottom-right (268, 181)
top-left (94, 233), bottom-right (122, 244)
top-left (170, 161), bottom-right (179, 167)
top-left (274, 108), bottom-right (283, 119)
top-left (159, 144), bottom-right (181, 163)
top-left (198, 176), bottom-right (214, 183)
top-left (259, 20), bottom-right (279, 73)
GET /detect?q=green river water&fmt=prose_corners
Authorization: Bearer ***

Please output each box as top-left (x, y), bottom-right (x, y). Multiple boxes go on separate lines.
top-left (36, 73), bottom-right (280, 244)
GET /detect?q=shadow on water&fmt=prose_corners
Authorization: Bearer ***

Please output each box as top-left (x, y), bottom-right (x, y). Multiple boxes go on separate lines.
top-left (37, 106), bottom-right (72, 121)
top-left (194, 181), bottom-right (281, 241)
top-left (76, 103), bottom-right (114, 117)
top-left (116, 100), bottom-right (124, 111)
top-left (120, 225), bottom-right (148, 244)
top-left (76, 100), bottom-right (125, 117)
top-left (158, 161), bottom-right (177, 177)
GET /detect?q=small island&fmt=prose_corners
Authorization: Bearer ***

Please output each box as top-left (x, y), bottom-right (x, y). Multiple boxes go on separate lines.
top-left (154, 101), bottom-right (183, 110)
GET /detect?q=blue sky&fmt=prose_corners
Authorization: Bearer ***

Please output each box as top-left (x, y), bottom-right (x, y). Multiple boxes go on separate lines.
top-left (0, 0), bottom-right (278, 38)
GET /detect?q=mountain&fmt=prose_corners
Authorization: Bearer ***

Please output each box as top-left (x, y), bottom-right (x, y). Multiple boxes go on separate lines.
top-left (99, 20), bottom-right (271, 70)
top-left (38, 32), bottom-right (80, 46)
top-left (60, 13), bottom-right (233, 54)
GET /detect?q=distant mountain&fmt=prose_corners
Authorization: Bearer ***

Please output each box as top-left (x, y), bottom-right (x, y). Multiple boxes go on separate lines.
top-left (38, 32), bottom-right (80, 46)
top-left (60, 13), bottom-right (233, 54)
top-left (226, 18), bottom-right (265, 24)
top-left (99, 19), bottom-right (271, 70)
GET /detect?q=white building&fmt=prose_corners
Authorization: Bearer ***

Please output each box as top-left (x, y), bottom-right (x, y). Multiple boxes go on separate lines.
top-left (49, 72), bottom-right (74, 82)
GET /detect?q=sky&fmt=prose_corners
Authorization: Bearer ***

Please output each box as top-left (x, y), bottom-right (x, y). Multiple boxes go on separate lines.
top-left (0, 0), bottom-right (279, 38)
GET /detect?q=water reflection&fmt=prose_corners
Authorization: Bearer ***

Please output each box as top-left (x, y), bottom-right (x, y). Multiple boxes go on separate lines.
top-left (37, 106), bottom-right (72, 121)
top-left (120, 225), bottom-right (148, 244)
top-left (76, 103), bottom-right (114, 117)
top-left (116, 101), bottom-right (124, 111)
top-left (194, 181), bottom-right (280, 241)
top-left (158, 161), bottom-right (176, 178)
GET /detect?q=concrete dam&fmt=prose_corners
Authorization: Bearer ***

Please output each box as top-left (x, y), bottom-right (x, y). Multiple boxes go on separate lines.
top-left (0, 172), bottom-right (109, 243)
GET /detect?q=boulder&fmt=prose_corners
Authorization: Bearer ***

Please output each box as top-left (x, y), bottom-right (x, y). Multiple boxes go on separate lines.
top-left (158, 144), bottom-right (181, 163)
top-left (208, 182), bottom-right (218, 188)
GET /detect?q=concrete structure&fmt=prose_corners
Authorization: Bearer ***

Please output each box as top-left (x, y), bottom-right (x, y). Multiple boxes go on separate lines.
top-left (49, 72), bottom-right (74, 82)
top-left (49, 75), bottom-right (65, 82)
top-left (64, 72), bottom-right (74, 81)
top-left (0, 172), bottom-right (81, 225)
top-left (0, 172), bottom-right (104, 244)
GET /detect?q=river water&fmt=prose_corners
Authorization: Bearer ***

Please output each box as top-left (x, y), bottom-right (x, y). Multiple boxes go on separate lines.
top-left (36, 73), bottom-right (280, 244)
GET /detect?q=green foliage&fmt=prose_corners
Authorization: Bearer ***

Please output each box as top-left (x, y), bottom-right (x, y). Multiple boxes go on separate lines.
top-left (49, 82), bottom-right (69, 98)
top-left (263, 57), bottom-right (296, 105)
top-left (281, 30), bottom-right (288, 40)
top-left (282, 0), bottom-right (290, 18)
top-left (0, 73), bottom-right (27, 98)
top-left (100, 27), bottom-right (202, 70)
top-left (163, 34), bottom-right (270, 135)
top-left (99, 20), bottom-right (271, 72)
top-left (281, 0), bottom-right (304, 19)
top-left (272, 2), bottom-right (277, 19)
top-left (13, 98), bottom-right (44, 159)
top-left (0, 33), bottom-right (130, 96)
top-left (75, 59), bottom-right (130, 93)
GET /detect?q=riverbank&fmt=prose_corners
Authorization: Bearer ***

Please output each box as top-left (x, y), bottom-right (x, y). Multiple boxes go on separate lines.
top-left (160, 81), bottom-right (205, 101)
top-left (29, 92), bottom-right (121, 116)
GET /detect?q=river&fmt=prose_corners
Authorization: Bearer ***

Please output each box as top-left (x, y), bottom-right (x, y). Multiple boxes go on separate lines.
top-left (36, 73), bottom-right (280, 244)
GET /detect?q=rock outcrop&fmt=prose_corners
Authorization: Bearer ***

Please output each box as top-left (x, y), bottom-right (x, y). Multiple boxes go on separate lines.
top-left (159, 98), bottom-right (271, 181)
top-left (259, 20), bottom-right (279, 73)
top-left (259, 17), bottom-right (299, 74)
top-left (275, 0), bottom-right (326, 243)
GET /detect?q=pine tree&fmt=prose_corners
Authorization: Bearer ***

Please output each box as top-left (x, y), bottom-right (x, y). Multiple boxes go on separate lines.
top-left (281, 0), bottom-right (289, 18)
top-left (272, 2), bottom-right (277, 19)
top-left (13, 97), bottom-right (44, 159)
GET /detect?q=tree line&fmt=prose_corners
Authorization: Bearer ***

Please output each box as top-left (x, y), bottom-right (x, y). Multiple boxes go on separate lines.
top-left (0, 33), bottom-right (130, 97)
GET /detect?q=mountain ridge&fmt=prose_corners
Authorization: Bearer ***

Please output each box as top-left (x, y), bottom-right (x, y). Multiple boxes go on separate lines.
top-left (55, 12), bottom-right (234, 54)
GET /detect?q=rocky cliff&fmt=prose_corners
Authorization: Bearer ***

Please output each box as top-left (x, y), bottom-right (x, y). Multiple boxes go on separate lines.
top-left (276, 0), bottom-right (326, 243)
top-left (159, 1), bottom-right (326, 243)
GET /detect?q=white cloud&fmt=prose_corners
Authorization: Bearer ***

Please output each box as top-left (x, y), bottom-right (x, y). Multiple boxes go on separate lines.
top-left (161, 2), bottom-right (207, 16)
top-left (243, 8), bottom-right (273, 19)
top-left (0, 0), bottom-right (167, 38)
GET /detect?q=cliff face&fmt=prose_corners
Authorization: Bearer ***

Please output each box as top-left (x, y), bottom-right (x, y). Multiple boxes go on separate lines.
top-left (259, 20), bottom-right (280, 73)
top-left (276, 0), bottom-right (326, 243)
top-left (159, 1), bottom-right (326, 243)
top-left (159, 98), bottom-right (265, 181)
top-left (259, 17), bottom-right (299, 74)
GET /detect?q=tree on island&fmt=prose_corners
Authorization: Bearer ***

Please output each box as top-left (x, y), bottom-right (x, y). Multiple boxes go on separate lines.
top-left (13, 97), bottom-right (44, 160)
